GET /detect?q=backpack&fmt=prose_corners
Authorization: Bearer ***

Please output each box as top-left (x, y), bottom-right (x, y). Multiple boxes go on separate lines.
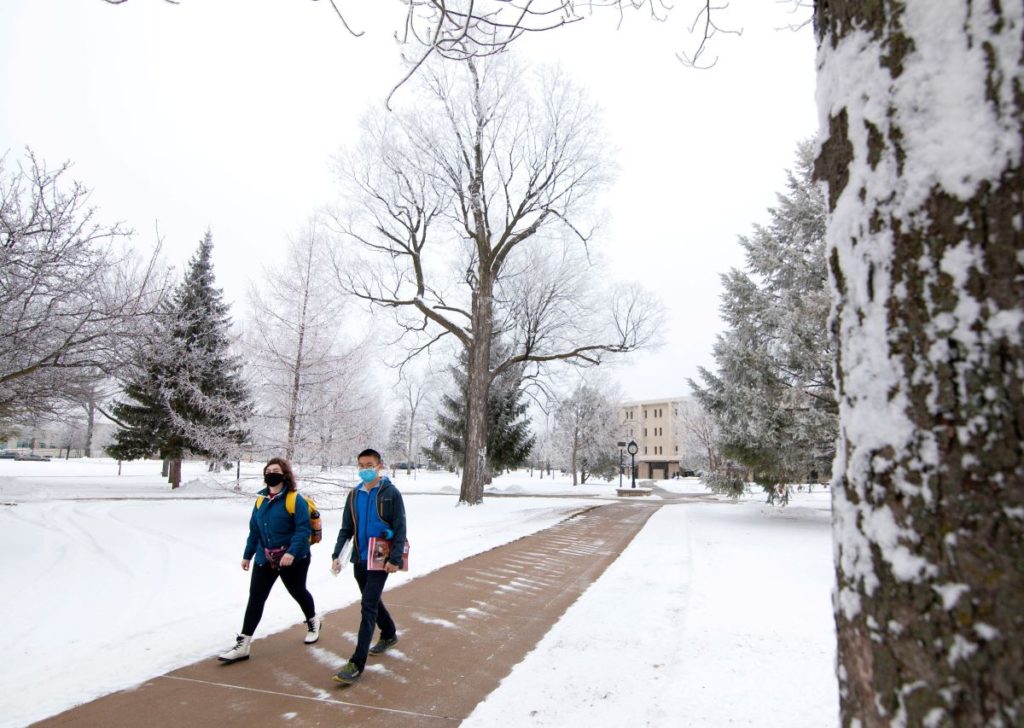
top-left (255, 491), bottom-right (322, 544)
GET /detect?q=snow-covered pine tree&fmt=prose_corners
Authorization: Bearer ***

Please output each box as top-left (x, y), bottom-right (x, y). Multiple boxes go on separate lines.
top-left (690, 139), bottom-right (836, 496)
top-left (108, 232), bottom-right (251, 486)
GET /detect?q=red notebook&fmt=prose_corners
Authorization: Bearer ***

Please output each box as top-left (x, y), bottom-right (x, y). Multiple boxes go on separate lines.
top-left (367, 536), bottom-right (409, 571)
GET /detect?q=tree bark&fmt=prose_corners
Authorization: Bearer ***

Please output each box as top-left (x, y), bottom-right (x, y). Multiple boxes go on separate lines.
top-left (169, 458), bottom-right (181, 489)
top-left (815, 2), bottom-right (1023, 725)
top-left (84, 399), bottom-right (95, 458)
top-left (459, 278), bottom-right (494, 505)
top-left (286, 321), bottom-right (307, 462)
top-left (570, 427), bottom-right (579, 486)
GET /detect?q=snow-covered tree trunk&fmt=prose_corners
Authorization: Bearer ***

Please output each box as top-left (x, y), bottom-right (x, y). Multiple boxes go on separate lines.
top-left (815, 2), bottom-right (1023, 725)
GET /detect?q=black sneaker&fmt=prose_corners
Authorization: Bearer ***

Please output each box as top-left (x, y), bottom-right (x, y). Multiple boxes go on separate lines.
top-left (332, 661), bottom-right (362, 685)
top-left (369, 635), bottom-right (399, 656)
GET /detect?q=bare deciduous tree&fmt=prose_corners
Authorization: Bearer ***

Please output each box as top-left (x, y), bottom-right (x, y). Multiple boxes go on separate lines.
top-left (676, 398), bottom-right (719, 474)
top-left (398, 370), bottom-right (434, 475)
top-left (553, 377), bottom-right (622, 485)
top-left (330, 56), bottom-right (660, 504)
top-left (0, 150), bottom-right (166, 425)
top-left (246, 219), bottom-right (378, 467)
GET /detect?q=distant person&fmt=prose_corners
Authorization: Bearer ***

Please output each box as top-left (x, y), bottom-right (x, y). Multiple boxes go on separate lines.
top-left (218, 457), bottom-right (321, 663)
top-left (330, 448), bottom-right (407, 685)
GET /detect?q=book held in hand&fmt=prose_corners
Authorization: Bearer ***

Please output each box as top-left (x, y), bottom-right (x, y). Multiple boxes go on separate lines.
top-left (367, 536), bottom-right (409, 571)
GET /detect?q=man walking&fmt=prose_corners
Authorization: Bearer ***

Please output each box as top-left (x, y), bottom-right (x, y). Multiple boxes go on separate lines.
top-left (331, 448), bottom-right (407, 685)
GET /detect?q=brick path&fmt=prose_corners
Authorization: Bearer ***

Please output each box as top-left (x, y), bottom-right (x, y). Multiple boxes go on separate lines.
top-left (34, 502), bottom-right (659, 727)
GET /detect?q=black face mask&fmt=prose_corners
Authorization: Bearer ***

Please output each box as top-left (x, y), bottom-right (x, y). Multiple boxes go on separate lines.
top-left (264, 472), bottom-right (285, 487)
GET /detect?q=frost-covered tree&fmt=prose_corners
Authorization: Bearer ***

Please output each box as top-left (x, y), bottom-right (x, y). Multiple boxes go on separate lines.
top-left (245, 220), bottom-right (374, 465)
top-left (0, 150), bottom-right (166, 424)
top-left (387, 406), bottom-right (411, 465)
top-left (303, 366), bottom-right (383, 470)
top-left (553, 381), bottom-right (621, 485)
top-left (391, 372), bottom-right (434, 474)
top-left (675, 398), bottom-right (720, 475)
top-left (331, 55), bottom-right (660, 504)
top-left (691, 140), bottom-right (836, 492)
top-left (108, 232), bottom-right (251, 486)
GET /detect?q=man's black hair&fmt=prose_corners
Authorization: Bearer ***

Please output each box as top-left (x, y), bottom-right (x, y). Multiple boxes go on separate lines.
top-left (358, 448), bottom-right (383, 464)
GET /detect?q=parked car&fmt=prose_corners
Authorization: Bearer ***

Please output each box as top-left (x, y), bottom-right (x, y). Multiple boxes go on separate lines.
top-left (14, 453), bottom-right (51, 462)
top-left (0, 450), bottom-right (16, 459)
top-left (392, 462), bottom-right (417, 470)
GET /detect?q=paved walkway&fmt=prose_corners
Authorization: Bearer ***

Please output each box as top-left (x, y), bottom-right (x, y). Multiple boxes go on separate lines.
top-left (35, 502), bottom-right (659, 727)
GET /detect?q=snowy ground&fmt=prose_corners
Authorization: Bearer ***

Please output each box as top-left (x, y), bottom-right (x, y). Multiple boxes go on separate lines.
top-left (0, 459), bottom-right (838, 727)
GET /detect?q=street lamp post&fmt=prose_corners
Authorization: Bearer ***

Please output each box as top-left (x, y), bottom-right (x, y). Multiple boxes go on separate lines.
top-left (627, 440), bottom-right (638, 489)
top-left (617, 441), bottom-right (626, 488)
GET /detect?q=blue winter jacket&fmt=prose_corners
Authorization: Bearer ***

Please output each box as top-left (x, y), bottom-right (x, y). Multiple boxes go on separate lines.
top-left (243, 487), bottom-right (312, 566)
top-left (332, 477), bottom-right (407, 566)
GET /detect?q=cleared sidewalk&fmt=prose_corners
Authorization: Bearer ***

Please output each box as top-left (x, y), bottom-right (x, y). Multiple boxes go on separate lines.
top-left (34, 501), bottom-right (659, 727)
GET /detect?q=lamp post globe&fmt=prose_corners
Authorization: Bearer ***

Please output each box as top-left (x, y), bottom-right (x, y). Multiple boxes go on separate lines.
top-left (626, 440), bottom-right (638, 488)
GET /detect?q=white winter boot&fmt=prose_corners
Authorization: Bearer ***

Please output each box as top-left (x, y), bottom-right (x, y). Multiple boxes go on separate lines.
top-left (218, 634), bottom-right (252, 663)
top-left (304, 615), bottom-right (322, 644)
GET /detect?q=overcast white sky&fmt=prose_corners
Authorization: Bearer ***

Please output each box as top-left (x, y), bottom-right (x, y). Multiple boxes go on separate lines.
top-left (0, 0), bottom-right (818, 403)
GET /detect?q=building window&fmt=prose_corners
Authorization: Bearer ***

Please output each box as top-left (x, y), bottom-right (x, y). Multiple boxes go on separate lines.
top-left (644, 446), bottom-right (648, 454)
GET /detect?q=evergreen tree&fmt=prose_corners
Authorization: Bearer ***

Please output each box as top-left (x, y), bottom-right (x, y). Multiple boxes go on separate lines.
top-left (690, 140), bottom-right (836, 495)
top-left (432, 344), bottom-right (533, 475)
top-left (108, 232), bottom-right (251, 483)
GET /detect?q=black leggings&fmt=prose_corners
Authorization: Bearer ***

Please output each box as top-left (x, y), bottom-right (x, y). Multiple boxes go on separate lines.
top-left (241, 558), bottom-right (316, 636)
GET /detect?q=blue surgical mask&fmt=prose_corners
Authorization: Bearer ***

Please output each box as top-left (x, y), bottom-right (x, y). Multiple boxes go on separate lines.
top-left (358, 468), bottom-right (379, 484)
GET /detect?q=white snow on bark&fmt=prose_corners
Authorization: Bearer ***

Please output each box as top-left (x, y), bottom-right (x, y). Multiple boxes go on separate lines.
top-left (974, 622), bottom-right (1000, 641)
top-left (947, 634), bottom-right (978, 666)
top-left (897, 2), bottom-right (1023, 208)
top-left (932, 582), bottom-right (969, 610)
top-left (818, 0), bottom-right (1024, 610)
top-left (923, 708), bottom-right (948, 728)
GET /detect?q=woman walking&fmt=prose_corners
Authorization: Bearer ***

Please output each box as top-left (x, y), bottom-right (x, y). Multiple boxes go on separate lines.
top-left (218, 457), bottom-right (321, 663)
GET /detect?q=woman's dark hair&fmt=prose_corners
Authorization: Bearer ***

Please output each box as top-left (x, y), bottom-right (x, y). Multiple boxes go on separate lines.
top-left (263, 457), bottom-right (298, 492)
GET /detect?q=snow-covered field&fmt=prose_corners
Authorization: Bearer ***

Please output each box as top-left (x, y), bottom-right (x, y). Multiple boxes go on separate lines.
top-left (0, 459), bottom-right (838, 727)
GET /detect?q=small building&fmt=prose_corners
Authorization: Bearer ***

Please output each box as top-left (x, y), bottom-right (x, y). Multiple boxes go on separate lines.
top-left (619, 397), bottom-right (688, 480)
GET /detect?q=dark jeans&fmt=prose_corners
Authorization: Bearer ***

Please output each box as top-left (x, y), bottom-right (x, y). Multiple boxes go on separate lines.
top-left (241, 558), bottom-right (316, 636)
top-left (350, 561), bottom-right (396, 669)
